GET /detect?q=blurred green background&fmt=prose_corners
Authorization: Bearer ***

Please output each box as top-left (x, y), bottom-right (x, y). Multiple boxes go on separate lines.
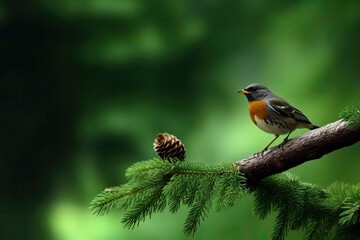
top-left (2, 0), bottom-right (360, 239)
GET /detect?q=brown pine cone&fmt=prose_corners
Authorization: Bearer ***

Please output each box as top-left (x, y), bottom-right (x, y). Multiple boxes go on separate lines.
top-left (153, 133), bottom-right (186, 162)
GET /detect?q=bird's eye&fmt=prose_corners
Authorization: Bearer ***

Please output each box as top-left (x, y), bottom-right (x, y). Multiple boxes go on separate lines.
top-left (250, 87), bottom-right (258, 92)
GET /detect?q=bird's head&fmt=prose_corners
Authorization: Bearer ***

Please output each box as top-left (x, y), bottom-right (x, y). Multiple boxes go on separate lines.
top-left (237, 83), bottom-right (271, 101)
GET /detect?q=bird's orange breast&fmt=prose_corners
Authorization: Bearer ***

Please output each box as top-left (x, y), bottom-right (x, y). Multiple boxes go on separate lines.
top-left (248, 100), bottom-right (268, 124)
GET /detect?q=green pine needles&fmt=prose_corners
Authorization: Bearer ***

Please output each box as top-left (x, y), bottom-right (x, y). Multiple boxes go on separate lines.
top-left (254, 174), bottom-right (360, 240)
top-left (90, 160), bottom-right (360, 239)
top-left (89, 159), bottom-right (247, 236)
top-left (340, 103), bottom-right (360, 128)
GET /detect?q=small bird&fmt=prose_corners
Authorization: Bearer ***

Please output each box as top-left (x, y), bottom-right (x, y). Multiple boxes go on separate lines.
top-left (237, 83), bottom-right (318, 151)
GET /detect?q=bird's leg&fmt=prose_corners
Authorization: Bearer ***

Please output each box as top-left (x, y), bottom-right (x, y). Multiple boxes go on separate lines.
top-left (279, 131), bottom-right (292, 150)
top-left (261, 134), bottom-right (279, 152)
top-left (255, 135), bottom-right (279, 157)
top-left (282, 131), bottom-right (292, 143)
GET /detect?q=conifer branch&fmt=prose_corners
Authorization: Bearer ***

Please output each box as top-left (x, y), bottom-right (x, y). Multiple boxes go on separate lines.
top-left (90, 160), bottom-right (247, 236)
top-left (235, 119), bottom-right (360, 184)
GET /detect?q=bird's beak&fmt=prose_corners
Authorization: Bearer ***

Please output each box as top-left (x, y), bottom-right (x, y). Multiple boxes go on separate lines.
top-left (237, 89), bottom-right (251, 95)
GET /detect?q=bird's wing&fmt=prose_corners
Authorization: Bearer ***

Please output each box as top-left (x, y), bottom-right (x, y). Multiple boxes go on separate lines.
top-left (267, 98), bottom-right (311, 124)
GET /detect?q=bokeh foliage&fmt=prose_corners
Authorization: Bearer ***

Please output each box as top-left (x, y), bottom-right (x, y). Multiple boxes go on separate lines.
top-left (1, 0), bottom-right (359, 239)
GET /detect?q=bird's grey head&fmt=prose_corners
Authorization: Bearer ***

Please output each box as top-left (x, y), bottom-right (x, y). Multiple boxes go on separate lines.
top-left (237, 83), bottom-right (272, 101)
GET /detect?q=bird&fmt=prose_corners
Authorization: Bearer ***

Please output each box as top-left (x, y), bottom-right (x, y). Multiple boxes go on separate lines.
top-left (237, 83), bottom-right (319, 151)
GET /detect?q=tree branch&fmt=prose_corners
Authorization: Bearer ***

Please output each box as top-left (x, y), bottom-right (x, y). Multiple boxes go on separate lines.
top-left (234, 120), bottom-right (360, 184)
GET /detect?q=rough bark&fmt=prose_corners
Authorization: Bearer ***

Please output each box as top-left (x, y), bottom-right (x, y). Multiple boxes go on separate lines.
top-left (234, 120), bottom-right (360, 184)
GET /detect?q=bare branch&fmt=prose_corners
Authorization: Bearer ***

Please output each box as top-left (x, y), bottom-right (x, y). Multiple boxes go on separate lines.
top-left (234, 120), bottom-right (360, 184)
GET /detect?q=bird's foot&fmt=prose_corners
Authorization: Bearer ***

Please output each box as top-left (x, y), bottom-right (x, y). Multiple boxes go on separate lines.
top-left (279, 138), bottom-right (290, 150)
top-left (254, 148), bottom-right (269, 157)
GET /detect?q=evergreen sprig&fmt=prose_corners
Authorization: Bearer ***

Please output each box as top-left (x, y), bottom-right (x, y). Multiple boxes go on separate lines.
top-left (339, 103), bottom-right (360, 128)
top-left (253, 173), bottom-right (360, 240)
top-left (90, 161), bottom-right (360, 239)
top-left (89, 159), bottom-right (247, 236)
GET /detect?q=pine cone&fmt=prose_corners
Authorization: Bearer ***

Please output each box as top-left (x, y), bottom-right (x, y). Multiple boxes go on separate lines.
top-left (153, 133), bottom-right (186, 162)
